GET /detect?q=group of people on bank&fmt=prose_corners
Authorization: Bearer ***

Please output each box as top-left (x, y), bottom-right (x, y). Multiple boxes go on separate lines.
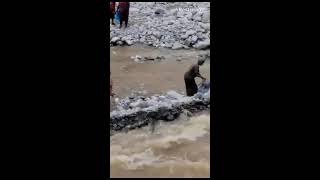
top-left (110, 2), bottom-right (130, 28)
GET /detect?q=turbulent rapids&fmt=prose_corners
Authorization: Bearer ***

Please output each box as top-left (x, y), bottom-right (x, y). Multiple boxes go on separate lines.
top-left (110, 81), bottom-right (210, 133)
top-left (110, 113), bottom-right (210, 178)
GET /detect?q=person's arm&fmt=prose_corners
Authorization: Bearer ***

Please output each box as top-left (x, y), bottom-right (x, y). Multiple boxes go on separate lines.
top-left (195, 65), bottom-right (206, 80)
top-left (116, 3), bottom-right (119, 11)
top-left (112, 2), bottom-right (116, 10)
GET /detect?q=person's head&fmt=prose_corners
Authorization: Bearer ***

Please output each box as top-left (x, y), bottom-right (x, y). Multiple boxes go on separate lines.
top-left (198, 58), bottom-right (205, 66)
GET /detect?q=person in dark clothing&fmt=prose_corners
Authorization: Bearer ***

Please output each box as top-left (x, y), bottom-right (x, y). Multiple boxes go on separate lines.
top-left (184, 59), bottom-right (206, 96)
top-left (110, 2), bottom-right (116, 25)
top-left (117, 2), bottom-right (130, 28)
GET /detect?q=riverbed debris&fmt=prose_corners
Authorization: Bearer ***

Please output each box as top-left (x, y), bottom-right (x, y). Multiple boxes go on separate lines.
top-left (131, 55), bottom-right (166, 63)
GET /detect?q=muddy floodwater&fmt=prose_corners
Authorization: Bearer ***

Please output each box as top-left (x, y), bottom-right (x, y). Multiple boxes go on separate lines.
top-left (110, 44), bottom-right (210, 99)
top-left (110, 45), bottom-right (211, 178)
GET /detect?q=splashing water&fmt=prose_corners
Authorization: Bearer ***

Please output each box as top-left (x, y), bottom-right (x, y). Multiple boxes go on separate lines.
top-left (110, 113), bottom-right (210, 178)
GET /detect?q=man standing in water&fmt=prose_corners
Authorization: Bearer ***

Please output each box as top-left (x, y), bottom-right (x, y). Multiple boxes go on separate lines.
top-left (184, 58), bottom-right (206, 96)
top-left (117, 2), bottom-right (130, 28)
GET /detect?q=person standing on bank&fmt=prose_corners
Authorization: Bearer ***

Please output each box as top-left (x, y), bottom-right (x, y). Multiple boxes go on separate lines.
top-left (184, 58), bottom-right (206, 96)
top-left (117, 2), bottom-right (130, 28)
top-left (110, 2), bottom-right (116, 25)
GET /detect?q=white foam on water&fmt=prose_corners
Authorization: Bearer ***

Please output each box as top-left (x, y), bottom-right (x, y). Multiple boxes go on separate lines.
top-left (110, 114), bottom-right (210, 178)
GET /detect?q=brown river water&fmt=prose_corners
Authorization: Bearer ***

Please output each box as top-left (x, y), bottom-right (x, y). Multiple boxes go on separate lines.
top-left (110, 45), bottom-right (211, 178)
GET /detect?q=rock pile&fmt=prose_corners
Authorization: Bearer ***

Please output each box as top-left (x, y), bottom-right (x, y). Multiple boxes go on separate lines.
top-left (110, 81), bottom-right (210, 133)
top-left (110, 2), bottom-right (211, 50)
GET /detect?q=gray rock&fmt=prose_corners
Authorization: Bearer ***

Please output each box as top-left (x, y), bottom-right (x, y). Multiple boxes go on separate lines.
top-left (125, 40), bottom-right (133, 45)
top-left (193, 13), bottom-right (203, 21)
top-left (200, 23), bottom-right (210, 31)
top-left (168, 20), bottom-right (174, 25)
top-left (165, 43), bottom-right (173, 48)
top-left (186, 30), bottom-right (196, 36)
top-left (140, 37), bottom-right (145, 43)
top-left (184, 39), bottom-right (191, 46)
top-left (167, 15), bottom-right (176, 21)
top-left (155, 8), bottom-right (165, 15)
top-left (185, 12), bottom-right (193, 20)
top-left (196, 28), bottom-right (206, 33)
top-left (117, 41), bottom-right (124, 46)
top-left (152, 31), bottom-right (161, 39)
top-left (179, 17), bottom-right (189, 24)
top-left (170, 8), bottom-right (178, 16)
top-left (193, 39), bottom-right (210, 49)
top-left (130, 8), bottom-right (139, 12)
top-left (111, 37), bottom-right (120, 43)
top-left (156, 56), bottom-right (165, 60)
top-left (176, 11), bottom-right (185, 18)
top-left (191, 35), bottom-right (198, 44)
top-left (182, 45), bottom-right (190, 49)
top-left (180, 34), bottom-right (189, 39)
top-left (144, 56), bottom-right (155, 61)
top-left (202, 11), bottom-right (210, 23)
top-left (172, 42), bottom-right (183, 50)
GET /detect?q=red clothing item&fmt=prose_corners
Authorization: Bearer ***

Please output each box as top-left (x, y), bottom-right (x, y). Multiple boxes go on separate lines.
top-left (110, 2), bottom-right (116, 13)
top-left (118, 2), bottom-right (130, 14)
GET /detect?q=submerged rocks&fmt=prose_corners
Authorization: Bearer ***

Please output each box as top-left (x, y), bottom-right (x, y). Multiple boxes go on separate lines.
top-left (131, 55), bottom-right (165, 63)
top-left (110, 2), bottom-right (211, 50)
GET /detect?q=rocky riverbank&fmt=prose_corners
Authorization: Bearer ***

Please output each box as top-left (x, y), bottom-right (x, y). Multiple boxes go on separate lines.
top-left (110, 2), bottom-right (210, 50)
top-left (110, 81), bottom-right (210, 133)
